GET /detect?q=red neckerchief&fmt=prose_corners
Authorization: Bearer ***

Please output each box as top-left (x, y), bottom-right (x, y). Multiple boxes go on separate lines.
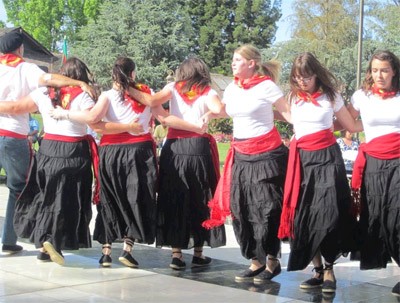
top-left (234, 75), bottom-right (271, 89)
top-left (175, 81), bottom-right (211, 105)
top-left (49, 86), bottom-right (83, 109)
top-left (371, 85), bottom-right (397, 99)
top-left (295, 89), bottom-right (323, 106)
top-left (0, 53), bottom-right (24, 67)
top-left (202, 127), bottom-right (282, 230)
top-left (124, 82), bottom-right (151, 113)
top-left (278, 129), bottom-right (337, 239)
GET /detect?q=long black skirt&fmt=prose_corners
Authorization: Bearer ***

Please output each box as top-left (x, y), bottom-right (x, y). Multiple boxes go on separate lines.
top-left (358, 155), bottom-right (400, 270)
top-left (13, 139), bottom-right (93, 251)
top-left (230, 144), bottom-right (288, 264)
top-left (156, 137), bottom-right (226, 249)
top-left (287, 143), bottom-right (356, 271)
top-left (93, 141), bottom-right (157, 245)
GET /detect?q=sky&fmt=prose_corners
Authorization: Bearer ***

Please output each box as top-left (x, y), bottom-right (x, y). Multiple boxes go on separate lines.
top-left (0, 0), bottom-right (294, 43)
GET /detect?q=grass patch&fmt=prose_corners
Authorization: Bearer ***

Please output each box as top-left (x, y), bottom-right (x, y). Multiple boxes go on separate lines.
top-left (217, 142), bottom-right (230, 170)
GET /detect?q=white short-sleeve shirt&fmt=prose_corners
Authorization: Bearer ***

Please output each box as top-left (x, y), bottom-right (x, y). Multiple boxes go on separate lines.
top-left (223, 80), bottom-right (284, 139)
top-left (101, 88), bottom-right (152, 135)
top-left (167, 82), bottom-right (218, 124)
top-left (351, 90), bottom-right (400, 142)
top-left (291, 93), bottom-right (344, 139)
top-left (0, 62), bottom-right (45, 135)
top-left (30, 88), bottom-right (95, 136)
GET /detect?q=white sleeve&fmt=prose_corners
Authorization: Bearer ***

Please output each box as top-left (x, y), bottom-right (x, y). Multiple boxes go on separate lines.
top-left (333, 93), bottom-right (345, 112)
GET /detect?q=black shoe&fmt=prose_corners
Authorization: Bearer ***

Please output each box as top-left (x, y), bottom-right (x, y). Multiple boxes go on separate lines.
top-left (37, 251), bottom-right (51, 262)
top-left (99, 254), bottom-right (112, 267)
top-left (170, 257), bottom-right (186, 270)
top-left (118, 251), bottom-right (138, 268)
top-left (253, 263), bottom-right (281, 283)
top-left (300, 276), bottom-right (323, 289)
top-left (191, 255), bottom-right (212, 267)
top-left (392, 282), bottom-right (400, 296)
top-left (2, 244), bottom-right (23, 254)
top-left (322, 279), bottom-right (337, 293)
top-left (235, 265), bottom-right (266, 282)
top-left (43, 241), bottom-right (64, 266)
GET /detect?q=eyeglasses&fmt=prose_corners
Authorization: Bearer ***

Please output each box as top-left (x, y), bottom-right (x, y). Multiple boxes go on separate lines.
top-left (293, 75), bottom-right (314, 84)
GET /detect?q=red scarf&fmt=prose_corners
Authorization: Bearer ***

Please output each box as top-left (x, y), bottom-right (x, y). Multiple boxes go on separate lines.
top-left (43, 134), bottom-right (101, 205)
top-left (234, 75), bottom-right (271, 89)
top-left (351, 133), bottom-right (400, 191)
top-left (202, 127), bottom-right (282, 229)
top-left (175, 81), bottom-right (211, 105)
top-left (49, 86), bottom-right (83, 109)
top-left (0, 53), bottom-right (24, 67)
top-left (371, 85), bottom-right (398, 99)
top-left (295, 90), bottom-right (323, 106)
top-left (124, 83), bottom-right (151, 113)
top-left (278, 129), bottom-right (337, 239)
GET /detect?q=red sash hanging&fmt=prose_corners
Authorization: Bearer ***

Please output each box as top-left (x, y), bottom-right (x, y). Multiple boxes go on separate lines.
top-left (43, 133), bottom-right (100, 204)
top-left (124, 83), bottom-right (151, 113)
top-left (234, 75), bottom-right (271, 89)
top-left (278, 129), bottom-right (337, 239)
top-left (202, 127), bottom-right (282, 229)
top-left (0, 54), bottom-right (24, 67)
top-left (351, 133), bottom-right (400, 191)
top-left (175, 82), bottom-right (211, 105)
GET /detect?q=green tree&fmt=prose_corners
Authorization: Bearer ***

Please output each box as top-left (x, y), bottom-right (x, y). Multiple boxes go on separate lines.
top-left (3, 0), bottom-right (104, 51)
top-left (72, 0), bottom-right (193, 90)
top-left (0, 21), bottom-right (5, 28)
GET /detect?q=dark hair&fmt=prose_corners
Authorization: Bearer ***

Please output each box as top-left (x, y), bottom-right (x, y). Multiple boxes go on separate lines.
top-left (51, 57), bottom-right (94, 107)
top-left (288, 52), bottom-right (338, 104)
top-left (112, 57), bottom-right (136, 94)
top-left (362, 50), bottom-right (400, 92)
top-left (175, 57), bottom-right (211, 93)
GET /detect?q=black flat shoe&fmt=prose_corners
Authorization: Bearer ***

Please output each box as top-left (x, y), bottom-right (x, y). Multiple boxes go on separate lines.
top-left (118, 251), bottom-right (138, 268)
top-left (322, 279), bottom-right (337, 293)
top-left (2, 244), bottom-right (23, 254)
top-left (99, 254), bottom-right (112, 267)
top-left (392, 282), bottom-right (400, 296)
top-left (300, 277), bottom-right (323, 289)
top-left (253, 262), bottom-right (281, 283)
top-left (37, 251), bottom-right (51, 262)
top-left (235, 265), bottom-right (266, 282)
top-left (43, 241), bottom-right (64, 266)
top-left (192, 255), bottom-right (212, 267)
top-left (170, 257), bottom-right (186, 270)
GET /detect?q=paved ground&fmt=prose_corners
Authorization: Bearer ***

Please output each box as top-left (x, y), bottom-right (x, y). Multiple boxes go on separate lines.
top-left (0, 183), bottom-right (399, 302)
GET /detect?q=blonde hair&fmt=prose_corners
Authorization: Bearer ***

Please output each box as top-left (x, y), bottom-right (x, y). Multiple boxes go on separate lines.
top-left (234, 44), bottom-right (281, 82)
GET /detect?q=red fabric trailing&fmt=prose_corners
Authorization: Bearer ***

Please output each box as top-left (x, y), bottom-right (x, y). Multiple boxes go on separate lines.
top-left (278, 129), bottom-right (337, 239)
top-left (175, 81), bottom-right (211, 105)
top-left (371, 85), bottom-right (398, 99)
top-left (351, 133), bottom-right (400, 191)
top-left (43, 133), bottom-right (101, 204)
top-left (295, 90), bottom-right (323, 106)
top-left (234, 75), bottom-right (271, 89)
top-left (202, 127), bottom-right (282, 229)
top-left (100, 132), bottom-right (153, 146)
top-left (124, 83), bottom-right (151, 113)
top-left (167, 128), bottom-right (220, 182)
top-left (0, 54), bottom-right (24, 67)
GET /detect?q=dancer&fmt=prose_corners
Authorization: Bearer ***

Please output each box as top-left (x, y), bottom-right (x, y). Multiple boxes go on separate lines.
top-left (278, 52), bottom-right (363, 293)
top-left (348, 50), bottom-right (400, 296)
top-left (128, 57), bottom-right (226, 270)
top-left (202, 44), bottom-right (291, 283)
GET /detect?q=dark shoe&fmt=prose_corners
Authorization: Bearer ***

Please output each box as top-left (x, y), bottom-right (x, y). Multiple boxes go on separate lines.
top-left (37, 251), bottom-right (51, 262)
top-left (191, 255), bottom-right (212, 267)
top-left (2, 244), bottom-right (23, 254)
top-left (253, 263), bottom-right (281, 283)
top-left (118, 251), bottom-right (138, 268)
top-left (43, 241), bottom-right (64, 266)
top-left (170, 257), bottom-right (186, 270)
top-left (99, 254), bottom-right (112, 267)
top-left (392, 282), bottom-right (400, 296)
top-left (235, 265), bottom-right (266, 282)
top-left (300, 277), bottom-right (323, 289)
top-left (322, 279), bottom-right (337, 293)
